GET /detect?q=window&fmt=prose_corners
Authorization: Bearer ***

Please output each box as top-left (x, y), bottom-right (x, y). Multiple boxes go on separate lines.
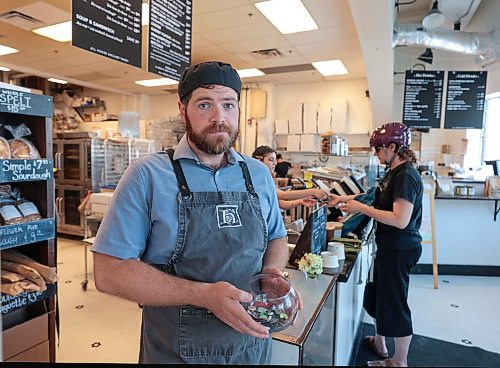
top-left (482, 92), bottom-right (500, 162)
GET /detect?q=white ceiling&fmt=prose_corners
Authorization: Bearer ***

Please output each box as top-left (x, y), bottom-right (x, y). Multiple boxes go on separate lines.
top-left (0, 0), bottom-right (364, 92)
top-left (0, 0), bottom-right (494, 124)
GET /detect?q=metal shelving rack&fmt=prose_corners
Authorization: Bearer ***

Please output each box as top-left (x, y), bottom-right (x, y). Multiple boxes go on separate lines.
top-left (103, 137), bottom-right (155, 187)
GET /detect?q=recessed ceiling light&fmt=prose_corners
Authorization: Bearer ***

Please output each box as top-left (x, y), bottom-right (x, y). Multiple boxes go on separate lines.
top-left (255, 0), bottom-right (318, 34)
top-left (312, 60), bottom-right (348, 76)
top-left (0, 45), bottom-right (19, 56)
top-left (0, 66), bottom-right (11, 71)
top-left (32, 21), bottom-right (72, 42)
top-left (237, 68), bottom-right (265, 78)
top-left (48, 78), bottom-right (68, 84)
top-left (142, 2), bottom-right (150, 26)
top-left (135, 78), bottom-right (178, 87)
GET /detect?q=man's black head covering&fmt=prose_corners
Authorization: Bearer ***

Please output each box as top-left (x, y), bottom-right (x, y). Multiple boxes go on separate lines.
top-left (178, 61), bottom-right (242, 100)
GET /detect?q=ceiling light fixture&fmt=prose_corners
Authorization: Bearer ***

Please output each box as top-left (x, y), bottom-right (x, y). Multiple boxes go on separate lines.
top-left (0, 45), bottom-right (19, 56)
top-left (48, 78), bottom-right (68, 84)
top-left (417, 48), bottom-right (433, 64)
top-left (33, 21), bottom-right (72, 42)
top-left (255, 0), bottom-right (318, 34)
top-left (312, 60), bottom-right (348, 76)
top-left (422, 0), bottom-right (445, 29)
top-left (237, 68), bottom-right (265, 78)
top-left (142, 2), bottom-right (150, 26)
top-left (135, 78), bottom-right (178, 87)
top-left (0, 66), bottom-right (11, 71)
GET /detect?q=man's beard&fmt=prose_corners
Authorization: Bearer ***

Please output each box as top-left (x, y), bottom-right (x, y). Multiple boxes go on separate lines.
top-left (185, 114), bottom-right (240, 155)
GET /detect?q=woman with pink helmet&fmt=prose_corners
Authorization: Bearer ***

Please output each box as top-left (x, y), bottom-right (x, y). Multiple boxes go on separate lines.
top-left (329, 122), bottom-right (423, 367)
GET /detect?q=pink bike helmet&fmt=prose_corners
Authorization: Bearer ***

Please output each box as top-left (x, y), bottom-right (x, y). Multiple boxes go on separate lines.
top-left (369, 122), bottom-right (411, 149)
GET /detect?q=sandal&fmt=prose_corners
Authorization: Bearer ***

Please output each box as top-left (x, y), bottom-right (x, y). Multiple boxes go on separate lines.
top-left (363, 335), bottom-right (389, 358)
top-left (367, 358), bottom-right (395, 367)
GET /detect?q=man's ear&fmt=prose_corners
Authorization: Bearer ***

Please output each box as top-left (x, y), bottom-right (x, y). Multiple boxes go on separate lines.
top-left (178, 100), bottom-right (186, 121)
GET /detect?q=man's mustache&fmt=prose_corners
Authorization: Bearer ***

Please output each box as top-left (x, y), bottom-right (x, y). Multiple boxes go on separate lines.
top-left (204, 124), bottom-right (232, 134)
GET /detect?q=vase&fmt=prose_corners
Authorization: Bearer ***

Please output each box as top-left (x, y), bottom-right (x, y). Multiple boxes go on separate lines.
top-left (304, 272), bottom-right (319, 280)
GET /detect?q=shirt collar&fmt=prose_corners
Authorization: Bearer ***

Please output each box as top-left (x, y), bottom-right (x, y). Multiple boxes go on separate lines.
top-left (172, 133), bottom-right (243, 165)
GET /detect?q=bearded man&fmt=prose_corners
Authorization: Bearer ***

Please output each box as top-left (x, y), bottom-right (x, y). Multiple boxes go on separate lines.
top-left (91, 61), bottom-right (292, 364)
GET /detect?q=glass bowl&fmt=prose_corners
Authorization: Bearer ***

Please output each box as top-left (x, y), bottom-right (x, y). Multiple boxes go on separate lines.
top-left (244, 273), bottom-right (298, 333)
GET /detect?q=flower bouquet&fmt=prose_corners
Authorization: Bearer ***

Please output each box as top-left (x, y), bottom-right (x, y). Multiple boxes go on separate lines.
top-left (298, 253), bottom-right (323, 279)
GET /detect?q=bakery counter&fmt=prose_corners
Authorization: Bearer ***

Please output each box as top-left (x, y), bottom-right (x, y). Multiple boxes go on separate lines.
top-left (271, 268), bottom-right (337, 365)
top-left (418, 194), bottom-right (500, 270)
top-left (333, 245), bottom-right (371, 366)
top-left (271, 244), bottom-right (371, 365)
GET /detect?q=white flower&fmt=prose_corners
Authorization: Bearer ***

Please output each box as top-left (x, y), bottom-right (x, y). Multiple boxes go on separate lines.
top-left (298, 253), bottom-right (323, 275)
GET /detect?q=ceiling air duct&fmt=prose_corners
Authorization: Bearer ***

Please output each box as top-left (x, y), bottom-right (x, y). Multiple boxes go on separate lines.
top-left (393, 23), bottom-right (500, 67)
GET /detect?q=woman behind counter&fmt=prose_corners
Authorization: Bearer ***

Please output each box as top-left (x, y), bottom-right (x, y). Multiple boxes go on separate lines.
top-left (251, 146), bottom-right (329, 210)
top-left (329, 123), bottom-right (423, 367)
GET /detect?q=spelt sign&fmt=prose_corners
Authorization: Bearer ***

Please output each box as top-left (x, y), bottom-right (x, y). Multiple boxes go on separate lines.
top-left (0, 89), bottom-right (53, 117)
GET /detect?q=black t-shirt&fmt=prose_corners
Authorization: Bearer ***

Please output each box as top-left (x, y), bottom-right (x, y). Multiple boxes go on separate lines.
top-left (375, 162), bottom-right (423, 250)
top-left (275, 161), bottom-right (291, 178)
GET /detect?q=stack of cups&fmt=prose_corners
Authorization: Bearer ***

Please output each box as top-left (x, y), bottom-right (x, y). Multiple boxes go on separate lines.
top-left (321, 251), bottom-right (339, 268)
top-left (326, 222), bottom-right (343, 240)
top-left (328, 241), bottom-right (345, 261)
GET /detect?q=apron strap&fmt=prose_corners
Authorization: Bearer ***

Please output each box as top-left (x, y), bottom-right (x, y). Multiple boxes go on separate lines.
top-left (166, 148), bottom-right (191, 198)
top-left (166, 149), bottom-right (257, 197)
top-left (238, 159), bottom-right (257, 197)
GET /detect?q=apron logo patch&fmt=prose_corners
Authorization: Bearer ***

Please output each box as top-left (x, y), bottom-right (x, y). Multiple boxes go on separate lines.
top-left (216, 205), bottom-right (242, 228)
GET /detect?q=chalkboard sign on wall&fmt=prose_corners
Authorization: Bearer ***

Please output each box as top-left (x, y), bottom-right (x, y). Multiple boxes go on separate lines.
top-left (72, 0), bottom-right (142, 68)
top-left (444, 71), bottom-right (487, 129)
top-left (403, 70), bottom-right (444, 129)
top-left (148, 0), bottom-right (192, 80)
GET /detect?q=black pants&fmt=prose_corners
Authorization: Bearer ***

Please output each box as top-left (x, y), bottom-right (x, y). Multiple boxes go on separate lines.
top-left (364, 246), bottom-right (422, 337)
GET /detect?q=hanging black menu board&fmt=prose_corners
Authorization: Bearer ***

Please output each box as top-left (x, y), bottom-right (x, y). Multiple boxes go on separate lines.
top-left (403, 70), bottom-right (444, 129)
top-left (444, 71), bottom-right (487, 129)
top-left (72, 0), bottom-right (142, 67)
top-left (148, 0), bottom-right (192, 80)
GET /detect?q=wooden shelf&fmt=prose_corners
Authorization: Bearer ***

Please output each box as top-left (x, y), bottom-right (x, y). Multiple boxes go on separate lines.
top-left (0, 87), bottom-right (56, 362)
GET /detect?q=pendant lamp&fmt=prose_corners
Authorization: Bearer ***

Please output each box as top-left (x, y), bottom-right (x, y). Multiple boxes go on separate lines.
top-left (422, 0), bottom-right (445, 29)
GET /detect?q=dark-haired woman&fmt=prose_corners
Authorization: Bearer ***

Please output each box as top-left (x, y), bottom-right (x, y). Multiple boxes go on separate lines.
top-left (252, 146), bottom-right (329, 210)
top-left (329, 123), bottom-right (423, 367)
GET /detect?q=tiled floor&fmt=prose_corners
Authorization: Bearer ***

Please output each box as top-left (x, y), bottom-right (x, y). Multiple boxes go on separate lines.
top-left (55, 235), bottom-right (500, 363)
top-left (55, 236), bottom-right (141, 363)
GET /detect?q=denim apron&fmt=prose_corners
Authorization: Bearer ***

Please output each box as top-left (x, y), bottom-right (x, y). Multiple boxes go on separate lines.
top-left (139, 149), bottom-right (271, 364)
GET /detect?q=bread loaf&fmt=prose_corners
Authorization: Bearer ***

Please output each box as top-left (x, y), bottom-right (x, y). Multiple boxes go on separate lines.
top-left (9, 138), bottom-right (41, 159)
top-left (0, 137), bottom-right (10, 159)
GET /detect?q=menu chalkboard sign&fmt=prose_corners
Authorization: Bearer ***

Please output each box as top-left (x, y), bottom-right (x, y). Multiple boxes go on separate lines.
top-left (403, 70), bottom-right (444, 129)
top-left (1, 283), bottom-right (56, 315)
top-left (288, 204), bottom-right (327, 266)
top-left (148, 0), bottom-right (192, 80)
top-left (0, 88), bottom-right (53, 117)
top-left (310, 204), bottom-right (327, 255)
top-left (0, 160), bottom-right (53, 182)
top-left (0, 218), bottom-right (55, 250)
top-left (72, 0), bottom-right (142, 67)
top-left (444, 71), bottom-right (487, 129)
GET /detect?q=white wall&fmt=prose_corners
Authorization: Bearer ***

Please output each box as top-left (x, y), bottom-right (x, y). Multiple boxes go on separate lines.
top-left (272, 79), bottom-right (372, 135)
top-left (83, 87), bottom-right (139, 116)
top-left (77, 79), bottom-right (372, 158)
top-left (149, 93), bottom-right (181, 119)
